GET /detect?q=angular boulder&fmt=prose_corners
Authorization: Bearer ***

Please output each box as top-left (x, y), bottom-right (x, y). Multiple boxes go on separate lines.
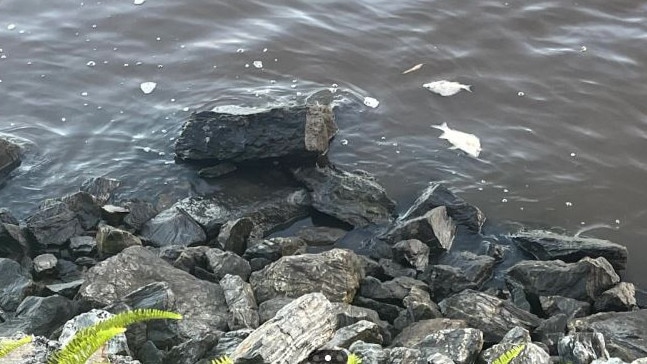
top-left (0, 222), bottom-right (29, 260)
top-left (390, 318), bottom-right (468, 348)
top-left (323, 320), bottom-right (383, 348)
top-left (480, 327), bottom-right (551, 364)
top-left (81, 176), bottom-right (122, 205)
top-left (0, 137), bottom-right (21, 184)
top-left (593, 282), bottom-right (637, 312)
top-left (205, 248), bottom-right (252, 282)
top-left (96, 225), bottom-right (142, 257)
top-left (0, 295), bottom-right (77, 337)
top-left (0, 258), bottom-right (35, 312)
top-left (140, 207), bottom-right (207, 248)
top-left (25, 202), bottom-right (84, 252)
top-left (220, 274), bottom-right (259, 330)
top-left (382, 206), bottom-right (455, 254)
top-left (413, 328), bottom-right (483, 364)
top-left (392, 239), bottom-right (429, 272)
top-left (539, 295), bottom-right (591, 320)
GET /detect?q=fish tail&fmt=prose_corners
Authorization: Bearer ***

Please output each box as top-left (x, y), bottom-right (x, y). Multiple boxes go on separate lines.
top-left (465, 85), bottom-right (473, 92)
top-left (432, 122), bottom-right (450, 131)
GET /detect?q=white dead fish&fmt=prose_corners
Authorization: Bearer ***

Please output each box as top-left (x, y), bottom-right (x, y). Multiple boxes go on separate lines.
top-left (363, 97), bottom-right (380, 108)
top-left (402, 63), bottom-right (424, 74)
top-left (432, 122), bottom-right (481, 157)
top-left (423, 80), bottom-right (472, 96)
top-left (140, 82), bottom-right (157, 94)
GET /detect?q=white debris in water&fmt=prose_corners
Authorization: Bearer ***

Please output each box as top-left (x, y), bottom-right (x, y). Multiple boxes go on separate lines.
top-left (7, 24), bottom-right (16, 30)
top-left (517, 91), bottom-right (525, 97)
top-left (501, 198), bottom-right (508, 203)
top-left (423, 80), bottom-right (472, 96)
top-left (615, 219), bottom-right (620, 224)
top-left (61, 117), bottom-right (66, 122)
top-left (363, 97), bottom-right (380, 108)
top-left (565, 202), bottom-right (573, 207)
top-left (503, 189), bottom-right (509, 193)
top-left (290, 84), bottom-right (297, 89)
top-left (340, 139), bottom-right (349, 145)
top-left (124, 63), bottom-right (129, 67)
top-left (570, 152), bottom-right (576, 157)
top-left (143, 147), bottom-right (151, 153)
top-left (140, 82), bottom-right (157, 94)
top-left (263, 48), bottom-right (268, 52)
top-left (236, 48), bottom-right (244, 53)
top-left (244, 64), bottom-right (250, 68)
top-left (269, 80), bottom-right (276, 84)
top-left (156, 37), bottom-right (161, 41)
top-left (86, 60), bottom-right (96, 67)
top-left (157, 64), bottom-right (163, 68)
top-left (183, 107), bottom-right (189, 111)
top-left (81, 91), bottom-right (88, 96)
top-left (580, 46), bottom-right (587, 52)
top-left (402, 63), bottom-right (423, 74)
top-left (253, 61), bottom-right (263, 68)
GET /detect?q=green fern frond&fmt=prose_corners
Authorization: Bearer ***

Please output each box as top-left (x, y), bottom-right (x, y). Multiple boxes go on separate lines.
top-left (49, 327), bottom-right (126, 364)
top-left (211, 355), bottom-right (234, 364)
top-left (0, 335), bottom-right (33, 358)
top-left (347, 352), bottom-right (362, 364)
top-left (491, 344), bottom-right (526, 364)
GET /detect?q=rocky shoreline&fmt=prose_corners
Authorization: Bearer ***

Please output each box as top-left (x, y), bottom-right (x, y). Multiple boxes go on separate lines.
top-left (1, 102), bottom-right (646, 364)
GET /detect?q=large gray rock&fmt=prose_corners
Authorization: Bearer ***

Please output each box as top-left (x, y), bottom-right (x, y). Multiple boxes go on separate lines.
top-left (414, 328), bottom-right (483, 364)
top-left (203, 329), bottom-right (253, 362)
top-left (0, 258), bottom-right (35, 312)
top-left (0, 222), bottom-right (30, 260)
top-left (258, 297), bottom-right (295, 324)
top-left (480, 327), bottom-right (551, 364)
top-left (323, 320), bottom-right (383, 348)
top-left (0, 295), bottom-right (77, 337)
top-left (25, 202), bottom-right (84, 252)
top-left (230, 293), bottom-right (337, 364)
top-left (60, 191), bottom-right (103, 230)
top-left (401, 286), bottom-right (442, 322)
top-left (32, 253), bottom-right (58, 277)
top-left (205, 249), bottom-right (252, 281)
top-left (0, 137), bottom-right (21, 184)
top-left (505, 257), bottom-right (620, 306)
top-left (59, 309), bottom-right (130, 357)
top-left (399, 183), bottom-right (486, 233)
top-left (540, 295), bottom-right (591, 320)
top-left (359, 276), bottom-right (429, 305)
top-left (348, 341), bottom-right (389, 364)
top-left (558, 331), bottom-right (610, 364)
top-left (81, 176), bottom-right (122, 205)
top-left (438, 290), bottom-right (542, 344)
top-left (296, 226), bottom-right (348, 246)
top-left (594, 282), bottom-right (637, 312)
top-left (353, 296), bottom-right (403, 323)
top-left (382, 207), bottom-right (455, 254)
top-left (390, 318), bottom-right (468, 348)
top-left (218, 218), bottom-right (253, 255)
top-left (568, 310), bottom-right (647, 361)
top-left (96, 225), bottom-right (142, 257)
top-left (293, 166), bottom-right (396, 228)
top-left (392, 239), bottom-right (429, 272)
top-left (220, 274), bottom-right (259, 330)
top-left (438, 251), bottom-right (496, 287)
top-left (510, 230), bottom-right (628, 271)
top-left (123, 200), bottom-right (158, 231)
top-left (175, 104), bottom-right (337, 163)
top-left (140, 207), bottom-right (207, 248)
top-left (76, 246), bottom-right (229, 339)
top-left (421, 265), bottom-right (479, 302)
top-left (69, 236), bottom-right (97, 257)
top-left (249, 249), bottom-right (364, 304)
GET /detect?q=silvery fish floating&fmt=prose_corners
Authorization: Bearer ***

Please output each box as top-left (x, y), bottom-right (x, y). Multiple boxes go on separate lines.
top-left (423, 80), bottom-right (472, 96)
top-left (363, 97), bottom-right (380, 108)
top-left (432, 122), bottom-right (481, 158)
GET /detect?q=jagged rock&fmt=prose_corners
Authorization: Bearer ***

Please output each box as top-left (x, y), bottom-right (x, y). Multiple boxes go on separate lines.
top-left (534, 314), bottom-right (568, 355)
top-left (96, 225), bottom-right (142, 257)
top-left (69, 236), bottom-right (97, 257)
top-left (480, 239), bottom-right (507, 262)
top-left (163, 334), bottom-right (219, 364)
top-left (293, 166), bottom-right (396, 228)
top-left (25, 202), bottom-right (84, 252)
top-left (379, 258), bottom-right (417, 279)
top-left (0, 334), bottom-right (55, 363)
top-left (218, 218), bottom-right (253, 255)
top-left (348, 341), bottom-right (389, 364)
top-left (220, 274), bottom-right (259, 330)
top-left (399, 183), bottom-right (486, 233)
top-left (137, 341), bottom-right (164, 364)
top-left (59, 309), bottom-right (130, 356)
top-left (0, 258), bottom-right (35, 312)
top-left (330, 303), bottom-right (393, 346)
top-left (594, 283), bottom-right (637, 312)
top-left (203, 329), bottom-right (253, 361)
top-left (32, 253), bottom-right (58, 277)
top-left (635, 289), bottom-right (647, 309)
top-left (323, 320), bottom-right (383, 348)
top-left (505, 257), bottom-right (620, 308)
top-left (206, 248), bottom-right (252, 281)
top-left (45, 279), bottom-right (84, 299)
top-left (61, 191), bottom-right (103, 230)
top-left (140, 207), bottom-right (207, 248)
top-left (438, 290), bottom-right (542, 344)
top-left (510, 230), bottom-right (628, 271)
top-left (123, 200), bottom-right (158, 231)
top-left (76, 246), bottom-right (229, 339)
top-left (230, 293), bottom-right (337, 364)
top-left (388, 347), bottom-right (427, 364)
top-left (56, 259), bottom-right (83, 282)
top-left (382, 207), bottom-right (455, 254)
top-left (172, 246), bottom-right (210, 278)
top-left (243, 237), bottom-right (307, 267)
top-left (558, 331), bottom-right (610, 364)
top-left (421, 265), bottom-right (478, 302)
top-left (198, 163), bottom-right (238, 178)
top-left (413, 328), bottom-right (483, 364)
top-left (0, 295), bottom-right (77, 337)
top-left (359, 276), bottom-right (428, 306)
top-left (480, 327), bottom-right (551, 364)
top-left (101, 205), bottom-right (130, 226)
top-left (426, 352), bottom-right (456, 364)
top-left (81, 176), bottom-right (122, 205)
top-left (390, 318), bottom-right (468, 348)
top-left (258, 297), bottom-right (295, 324)
top-left (0, 208), bottom-right (19, 224)
top-left (249, 249), bottom-right (363, 304)
top-left (569, 310), bottom-right (647, 361)
top-left (438, 251), bottom-right (496, 287)
top-left (0, 222), bottom-right (28, 260)
top-left (402, 286), bottom-right (442, 321)
top-left (0, 137), bottom-right (21, 184)
top-left (296, 226), bottom-right (348, 246)
top-left (358, 255), bottom-right (389, 281)
top-left (353, 296), bottom-right (403, 323)
top-left (392, 239), bottom-right (429, 272)
top-left (175, 104), bottom-right (337, 163)
top-left (540, 296), bottom-right (591, 320)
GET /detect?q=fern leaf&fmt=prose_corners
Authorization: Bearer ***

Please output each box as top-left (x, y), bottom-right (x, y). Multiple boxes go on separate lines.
top-left (0, 335), bottom-right (33, 359)
top-left (211, 355), bottom-right (234, 364)
top-left (347, 353), bottom-right (362, 364)
top-left (49, 327), bottom-right (126, 364)
top-left (491, 344), bottom-right (526, 364)
top-left (86, 308), bottom-right (182, 334)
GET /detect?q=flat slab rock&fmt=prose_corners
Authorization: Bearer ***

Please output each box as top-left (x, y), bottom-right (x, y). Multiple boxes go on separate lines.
top-left (511, 230), bottom-right (628, 271)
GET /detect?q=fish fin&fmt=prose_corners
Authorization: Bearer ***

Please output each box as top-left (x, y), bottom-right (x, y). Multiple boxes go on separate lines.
top-left (432, 122), bottom-right (450, 131)
top-left (464, 85), bottom-right (473, 92)
top-left (448, 146), bottom-right (459, 150)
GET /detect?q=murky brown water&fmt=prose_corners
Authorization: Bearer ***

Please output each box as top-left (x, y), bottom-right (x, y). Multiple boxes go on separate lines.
top-left (1, 0), bottom-right (646, 287)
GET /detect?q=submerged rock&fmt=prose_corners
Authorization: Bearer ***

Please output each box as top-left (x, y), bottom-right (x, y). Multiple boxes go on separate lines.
top-left (81, 176), bottom-right (122, 205)
top-left (0, 137), bottom-right (21, 185)
top-left (382, 206), bottom-right (455, 254)
top-left (140, 207), bottom-right (207, 248)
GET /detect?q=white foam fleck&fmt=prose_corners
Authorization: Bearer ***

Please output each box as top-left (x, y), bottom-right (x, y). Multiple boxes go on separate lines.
top-left (134, 0), bottom-right (146, 5)
top-left (263, 48), bottom-right (268, 52)
top-left (140, 82), bottom-right (157, 94)
top-left (253, 61), bottom-right (263, 68)
top-left (363, 97), bottom-right (379, 108)
top-left (81, 91), bottom-right (88, 96)
top-left (340, 139), bottom-right (349, 145)
top-left (565, 202), bottom-right (573, 207)
top-left (615, 219), bottom-right (620, 224)
top-left (183, 107), bottom-right (189, 111)
top-left (570, 152), bottom-right (576, 157)
top-left (143, 147), bottom-right (151, 153)
top-left (86, 60), bottom-right (96, 67)
top-left (7, 24), bottom-right (16, 30)
top-left (517, 91), bottom-right (525, 97)
top-left (502, 198), bottom-right (508, 203)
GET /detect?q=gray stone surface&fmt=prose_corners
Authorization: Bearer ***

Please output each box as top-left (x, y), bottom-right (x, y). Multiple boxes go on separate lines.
top-left (60, 191), bottom-right (103, 230)
top-left (0, 138), bottom-right (21, 184)
top-left (348, 341), bottom-right (389, 364)
top-left (390, 318), bottom-right (468, 348)
top-left (140, 207), bottom-right (207, 248)
top-left (96, 225), bottom-right (142, 257)
top-left (323, 320), bottom-right (383, 348)
top-left (32, 253), bottom-right (58, 276)
top-left (421, 264), bottom-right (479, 302)
top-left (413, 328), bottom-right (483, 364)
top-left (480, 327), bottom-right (551, 364)
top-left (402, 286), bottom-right (442, 321)
top-left (296, 226), bottom-right (348, 246)
top-left (81, 176), bottom-right (122, 205)
top-left (392, 239), bottom-right (429, 272)
top-left (378, 258), bottom-right (417, 279)
top-left (69, 236), bottom-right (97, 257)
top-left (59, 309), bottom-right (130, 357)
top-left (383, 207), bottom-right (455, 254)
top-left (558, 331), bottom-right (610, 364)
top-left (0, 258), bottom-right (35, 312)
top-left (218, 218), bottom-right (253, 256)
top-left (206, 248), bottom-right (252, 282)
top-left (353, 296), bottom-right (403, 323)
top-left (45, 279), bottom-right (84, 299)
top-left (539, 295), bottom-right (591, 320)
top-left (0, 295), bottom-right (77, 338)
top-left (198, 162), bottom-right (238, 178)
top-left (0, 222), bottom-right (29, 260)
top-left (258, 297), bottom-right (295, 324)
top-left (330, 302), bottom-right (392, 346)
top-left (594, 282), bottom-right (637, 312)
top-left (220, 274), bottom-right (259, 330)
top-left (25, 202), bottom-right (84, 251)
top-left (438, 251), bottom-right (496, 287)
top-left (123, 200), bottom-right (158, 231)
top-left (162, 334), bottom-right (219, 364)
top-left (359, 276), bottom-right (429, 305)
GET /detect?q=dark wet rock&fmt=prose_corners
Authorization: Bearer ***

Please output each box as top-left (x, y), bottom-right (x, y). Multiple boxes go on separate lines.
top-left (56, 258), bottom-right (83, 282)
top-left (388, 347), bottom-right (428, 364)
top-left (45, 279), bottom-right (84, 299)
top-left (413, 328), bottom-right (483, 364)
top-left (74, 256), bottom-right (97, 268)
top-left (480, 327), bottom-right (551, 364)
top-left (243, 237), bottom-right (307, 265)
top-left (324, 320), bottom-right (383, 348)
top-left (593, 282), bottom-right (637, 312)
top-left (249, 249), bottom-right (364, 304)
top-left (218, 218), bottom-right (253, 255)
top-left (163, 334), bottom-right (219, 364)
top-left (25, 202), bottom-right (84, 252)
top-left (534, 313), bottom-right (568, 355)
top-left (0, 222), bottom-right (29, 260)
top-left (206, 248), bottom-right (252, 281)
top-left (505, 257), bottom-right (620, 308)
top-left (426, 352), bottom-right (455, 364)
top-left (293, 166), bottom-right (396, 228)
top-left (420, 265), bottom-right (478, 302)
top-left (158, 245), bottom-right (185, 263)
top-left (198, 162), bottom-right (238, 178)
top-left (69, 236), bottom-right (97, 257)
top-left (330, 303), bottom-right (393, 344)
top-left (0, 137), bottom-right (21, 184)
top-left (140, 207), bottom-right (207, 248)
top-left (358, 255), bottom-right (389, 281)
top-left (96, 225), bottom-right (143, 257)
top-left (382, 206), bottom-right (455, 254)
top-left (379, 258), bottom-right (417, 279)
top-left (353, 296), bottom-right (403, 323)
top-left (540, 295), bottom-right (591, 320)
top-left (220, 274), bottom-right (259, 330)
top-left (296, 226), bottom-right (348, 246)
top-left (81, 176), bottom-right (122, 205)
top-left (635, 288), bottom-right (647, 309)
top-left (171, 246), bottom-right (209, 275)
top-left (558, 331), bottom-right (609, 364)
top-left (348, 341), bottom-right (389, 364)
top-left (399, 182), bottom-right (486, 233)
top-left (390, 318), bottom-right (468, 348)
top-left (438, 251), bottom-right (496, 287)
top-left (201, 329), bottom-right (253, 363)
top-left (32, 253), bottom-right (58, 277)
top-left (392, 239), bottom-right (429, 272)
top-left (137, 341), bottom-right (164, 364)
top-left (511, 230), bottom-right (628, 271)
top-left (60, 191), bottom-right (103, 230)
top-left (76, 246), bottom-right (229, 339)
top-left (101, 204), bottom-right (130, 226)
top-left (438, 290), bottom-right (542, 344)
top-left (402, 286), bottom-right (442, 322)
top-left (258, 297), bottom-right (295, 324)
top-left (568, 310), bottom-right (647, 361)
top-left (0, 208), bottom-right (19, 225)
top-left (0, 295), bottom-right (77, 337)
top-left (0, 258), bottom-right (35, 312)
top-left (123, 200), bottom-right (158, 231)
top-left (59, 309), bottom-right (130, 356)
top-left (175, 104), bottom-right (337, 163)
top-left (359, 276), bottom-right (428, 306)
top-left (480, 239), bottom-right (508, 262)
top-left (230, 293), bottom-right (337, 364)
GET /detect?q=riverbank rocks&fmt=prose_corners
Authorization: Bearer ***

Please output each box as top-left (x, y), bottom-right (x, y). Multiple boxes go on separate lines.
top-left (175, 104), bottom-right (337, 164)
top-left (382, 206), bottom-right (455, 254)
top-left (0, 258), bottom-right (35, 312)
top-left (140, 207), bottom-right (207, 248)
top-left (413, 328), bottom-right (483, 364)
top-left (480, 327), bottom-right (551, 364)
top-left (0, 295), bottom-right (77, 337)
top-left (96, 225), bottom-right (143, 257)
top-left (0, 137), bottom-right (21, 185)
top-left (249, 249), bottom-right (364, 304)
top-left (511, 230), bottom-right (628, 271)
top-left (0, 222), bottom-right (29, 260)
top-left (25, 202), bottom-right (84, 253)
